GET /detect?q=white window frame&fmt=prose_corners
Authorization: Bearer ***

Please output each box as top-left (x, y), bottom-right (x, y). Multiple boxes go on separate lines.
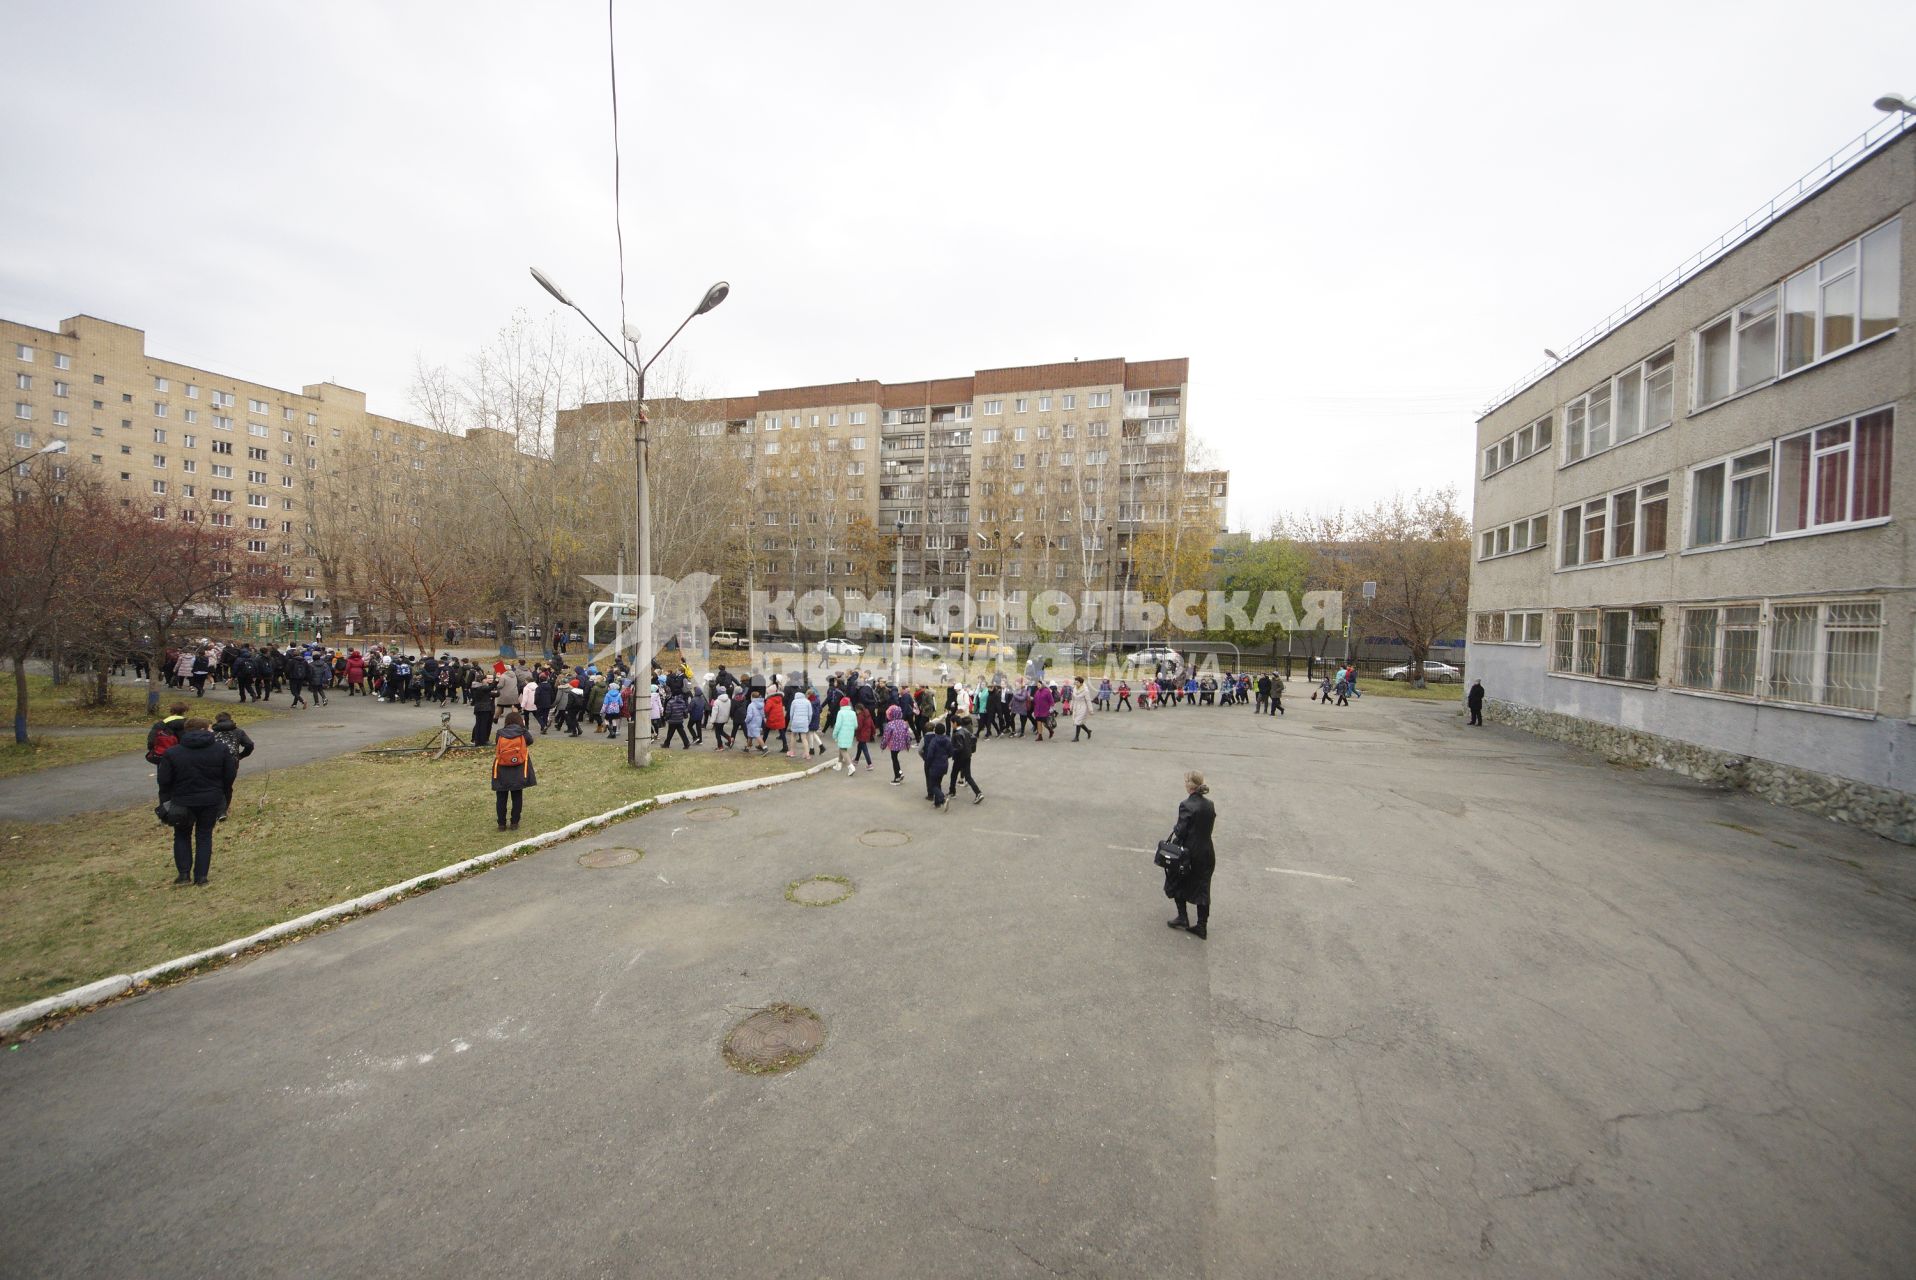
top-left (1472, 610), bottom-right (1545, 645)
top-left (1476, 512), bottom-right (1549, 561)
top-left (1772, 406), bottom-right (1894, 541)
top-left (1549, 606), bottom-right (1661, 684)
top-left (1563, 348), bottom-right (1674, 464)
top-left (1684, 446), bottom-right (1774, 551)
top-left (1556, 476), bottom-right (1670, 569)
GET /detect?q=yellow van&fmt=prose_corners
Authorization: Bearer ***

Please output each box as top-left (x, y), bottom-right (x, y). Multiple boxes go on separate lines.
top-left (947, 631), bottom-right (1016, 661)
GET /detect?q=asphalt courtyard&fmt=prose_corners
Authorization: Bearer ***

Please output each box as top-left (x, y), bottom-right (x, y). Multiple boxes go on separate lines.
top-left (2, 691), bottom-right (1912, 1278)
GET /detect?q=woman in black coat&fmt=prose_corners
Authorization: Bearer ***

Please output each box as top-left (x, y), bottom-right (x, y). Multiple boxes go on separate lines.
top-left (1166, 770), bottom-right (1217, 939)
top-left (157, 717), bottom-right (239, 886)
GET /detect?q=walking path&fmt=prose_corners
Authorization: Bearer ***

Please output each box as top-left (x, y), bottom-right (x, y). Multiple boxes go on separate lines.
top-left (2, 695), bottom-right (1911, 1276)
top-left (0, 697), bottom-right (467, 823)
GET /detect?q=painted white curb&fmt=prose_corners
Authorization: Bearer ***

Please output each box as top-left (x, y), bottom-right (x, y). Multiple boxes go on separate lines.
top-left (0, 756), bottom-right (836, 1037)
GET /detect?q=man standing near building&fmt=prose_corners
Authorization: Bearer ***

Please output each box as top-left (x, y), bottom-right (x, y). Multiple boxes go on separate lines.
top-left (1467, 679), bottom-right (1486, 727)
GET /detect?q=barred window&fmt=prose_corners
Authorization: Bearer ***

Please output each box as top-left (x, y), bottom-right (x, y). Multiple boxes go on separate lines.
top-left (1770, 600), bottom-right (1881, 712)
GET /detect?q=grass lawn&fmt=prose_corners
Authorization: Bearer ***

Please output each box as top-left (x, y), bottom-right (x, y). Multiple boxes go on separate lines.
top-left (13, 673), bottom-right (278, 730)
top-left (0, 733), bottom-right (797, 1009)
top-left (0, 734), bottom-right (149, 781)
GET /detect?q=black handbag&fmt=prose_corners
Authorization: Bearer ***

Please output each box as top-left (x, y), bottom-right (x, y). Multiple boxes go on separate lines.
top-left (1153, 836), bottom-right (1188, 873)
top-left (155, 799), bottom-right (192, 827)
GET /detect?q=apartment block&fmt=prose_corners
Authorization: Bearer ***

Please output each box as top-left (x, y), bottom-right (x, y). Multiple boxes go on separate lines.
top-left (2, 313), bottom-right (491, 623)
top-left (1467, 123), bottom-right (1914, 841)
top-left (557, 356), bottom-right (1220, 638)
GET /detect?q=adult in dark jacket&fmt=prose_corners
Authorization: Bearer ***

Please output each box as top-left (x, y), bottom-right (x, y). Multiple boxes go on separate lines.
top-left (533, 676), bottom-right (556, 733)
top-left (157, 718), bottom-right (239, 885)
top-left (1466, 679), bottom-right (1486, 726)
top-left (1165, 771), bottom-right (1217, 939)
top-left (470, 678), bottom-right (499, 746)
top-left (490, 712), bottom-right (538, 830)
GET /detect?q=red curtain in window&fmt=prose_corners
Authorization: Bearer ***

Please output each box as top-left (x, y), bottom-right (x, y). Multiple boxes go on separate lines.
top-left (1853, 409), bottom-right (1893, 521)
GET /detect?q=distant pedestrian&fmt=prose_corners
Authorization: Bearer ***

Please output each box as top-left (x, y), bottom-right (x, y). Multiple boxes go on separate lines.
top-left (491, 711), bottom-right (537, 830)
top-left (1467, 679), bottom-right (1486, 727)
top-left (210, 711), bottom-right (255, 761)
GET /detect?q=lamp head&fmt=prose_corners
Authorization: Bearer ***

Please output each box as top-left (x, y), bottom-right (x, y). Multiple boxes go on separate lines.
top-left (1874, 93), bottom-right (1915, 114)
top-left (697, 281), bottom-right (731, 315)
top-left (1543, 348), bottom-right (1563, 363)
top-left (39, 440), bottom-right (67, 455)
top-left (529, 267), bottom-right (574, 309)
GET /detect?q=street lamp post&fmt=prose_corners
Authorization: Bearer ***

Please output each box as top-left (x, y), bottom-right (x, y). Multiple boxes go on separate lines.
top-left (531, 268), bottom-right (728, 767)
top-left (2, 439), bottom-right (67, 478)
top-left (891, 517), bottom-right (905, 683)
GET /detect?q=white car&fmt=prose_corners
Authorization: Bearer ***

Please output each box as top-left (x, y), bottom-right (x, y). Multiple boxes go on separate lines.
top-left (1383, 660), bottom-right (1463, 683)
top-left (816, 637), bottom-right (864, 656)
top-left (894, 638), bottom-right (942, 660)
top-left (1124, 647), bottom-right (1183, 669)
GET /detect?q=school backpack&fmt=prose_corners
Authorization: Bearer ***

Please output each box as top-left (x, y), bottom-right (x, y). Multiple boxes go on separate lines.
top-left (145, 722), bottom-right (180, 764)
top-left (494, 734), bottom-right (528, 770)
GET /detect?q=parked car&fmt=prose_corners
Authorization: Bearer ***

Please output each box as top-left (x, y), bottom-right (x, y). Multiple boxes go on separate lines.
top-left (1124, 647), bottom-right (1183, 670)
top-left (895, 638), bottom-right (942, 660)
top-left (1383, 660), bottom-right (1463, 683)
top-left (709, 629), bottom-right (748, 650)
top-left (817, 637), bottom-right (864, 656)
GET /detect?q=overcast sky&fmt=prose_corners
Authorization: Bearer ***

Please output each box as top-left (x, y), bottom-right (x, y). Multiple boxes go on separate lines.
top-left (4, 0), bottom-right (1913, 531)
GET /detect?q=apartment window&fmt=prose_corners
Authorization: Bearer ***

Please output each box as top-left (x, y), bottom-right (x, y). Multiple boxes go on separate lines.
top-left (1559, 478), bottom-right (1667, 567)
top-left (152, 427), bottom-right (168, 443)
top-left (850, 436), bottom-right (866, 450)
top-left (981, 428), bottom-right (1002, 444)
top-left (1013, 427), bottom-right (1026, 442)
top-left (14, 372), bottom-right (31, 391)
top-left (153, 454), bottom-right (167, 468)
top-left (247, 445), bottom-right (268, 460)
top-left (282, 407), bottom-right (294, 421)
top-left (850, 411), bottom-right (867, 425)
top-left (211, 464), bottom-right (233, 478)
top-left (1551, 607), bottom-right (1658, 681)
top-left (1565, 349), bottom-right (1672, 462)
top-left (1014, 398), bottom-right (1029, 412)
top-left (1088, 392), bottom-right (1111, 408)
top-left (212, 440), bottom-right (233, 455)
top-left (1769, 600), bottom-right (1882, 711)
top-left (91, 373), bottom-right (104, 384)
top-left (248, 423), bottom-right (268, 438)
top-left (764, 441), bottom-right (780, 455)
top-left (1678, 604), bottom-right (1762, 696)
top-left (182, 409), bottom-right (197, 424)
top-left (214, 416), bottom-right (233, 431)
top-left (211, 391), bottom-right (233, 408)
top-left (1775, 408), bottom-right (1893, 536)
top-left (13, 403), bottom-right (29, 420)
top-left (246, 469), bottom-right (268, 484)
top-left (1037, 396), bottom-right (1051, 412)
top-left (1688, 448), bottom-right (1773, 547)
top-left (1012, 454), bottom-right (1026, 469)
top-left (185, 384), bottom-right (199, 399)
top-left (247, 398), bottom-right (268, 415)
top-left (153, 376), bottom-right (168, 392)
top-left (1477, 512), bottom-right (1549, 560)
top-left (13, 344), bottom-right (31, 362)
top-left (1473, 610), bottom-right (1545, 644)
top-left (247, 493), bottom-right (268, 508)
top-left (181, 458), bottom-right (196, 473)
top-left (983, 400), bottom-right (1003, 415)
top-left (1088, 421), bottom-right (1108, 437)
top-left (151, 479), bottom-right (168, 494)
top-left (51, 410), bottom-right (67, 427)
top-left (52, 352), bottom-right (69, 370)
top-left (211, 487), bottom-right (232, 502)
top-left (12, 430), bottom-right (30, 448)
top-left (51, 380), bottom-right (67, 397)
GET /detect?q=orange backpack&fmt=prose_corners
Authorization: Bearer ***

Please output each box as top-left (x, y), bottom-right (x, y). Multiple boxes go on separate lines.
top-left (494, 734), bottom-right (528, 770)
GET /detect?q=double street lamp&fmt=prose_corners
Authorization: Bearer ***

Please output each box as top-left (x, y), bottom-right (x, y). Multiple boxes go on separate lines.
top-left (531, 268), bottom-right (729, 767)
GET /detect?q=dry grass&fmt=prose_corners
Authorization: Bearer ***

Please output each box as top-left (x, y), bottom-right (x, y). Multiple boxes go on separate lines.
top-left (0, 733), bottom-right (795, 1008)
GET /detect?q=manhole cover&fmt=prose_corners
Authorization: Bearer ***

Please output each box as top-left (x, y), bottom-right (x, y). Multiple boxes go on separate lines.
top-left (685, 805), bottom-right (737, 822)
top-left (859, 829), bottom-right (910, 848)
top-left (579, 847), bottom-right (643, 869)
top-left (723, 1004), bottom-right (826, 1075)
top-left (786, 874), bottom-right (855, 907)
